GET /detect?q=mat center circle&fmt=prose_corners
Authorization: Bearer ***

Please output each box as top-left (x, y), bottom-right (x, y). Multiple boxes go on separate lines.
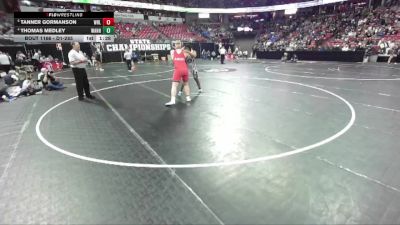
top-left (35, 77), bottom-right (355, 168)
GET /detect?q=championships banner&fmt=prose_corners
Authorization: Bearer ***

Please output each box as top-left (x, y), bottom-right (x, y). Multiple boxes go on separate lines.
top-left (104, 39), bottom-right (172, 52)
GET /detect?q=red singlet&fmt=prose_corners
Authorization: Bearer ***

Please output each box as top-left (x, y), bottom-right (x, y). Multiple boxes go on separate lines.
top-left (172, 50), bottom-right (189, 82)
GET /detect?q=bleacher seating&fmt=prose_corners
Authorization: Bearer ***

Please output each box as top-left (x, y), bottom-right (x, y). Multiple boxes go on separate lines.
top-left (158, 24), bottom-right (205, 41)
top-left (115, 23), bottom-right (206, 42)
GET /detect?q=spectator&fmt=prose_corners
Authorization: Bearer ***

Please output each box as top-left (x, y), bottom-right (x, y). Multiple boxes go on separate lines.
top-left (15, 51), bottom-right (26, 67)
top-left (201, 49), bottom-right (207, 60)
top-left (124, 48), bottom-right (132, 72)
top-left (132, 49), bottom-right (140, 64)
top-left (256, 4), bottom-right (399, 52)
top-left (211, 50), bottom-right (216, 60)
top-left (0, 75), bottom-right (15, 102)
top-left (32, 50), bottom-right (41, 71)
top-left (0, 51), bottom-right (12, 73)
top-left (252, 44), bottom-right (258, 58)
top-left (3, 70), bottom-right (19, 86)
top-left (243, 50), bottom-right (248, 59)
top-left (38, 68), bottom-right (65, 91)
top-left (388, 46), bottom-right (398, 64)
top-left (19, 76), bottom-right (42, 96)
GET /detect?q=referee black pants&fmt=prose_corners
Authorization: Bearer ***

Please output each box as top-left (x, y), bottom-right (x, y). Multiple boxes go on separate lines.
top-left (72, 67), bottom-right (91, 98)
top-left (126, 59), bottom-right (132, 70)
top-left (220, 54), bottom-right (225, 64)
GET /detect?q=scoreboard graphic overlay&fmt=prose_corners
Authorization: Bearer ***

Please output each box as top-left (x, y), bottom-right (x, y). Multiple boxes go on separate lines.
top-left (14, 12), bottom-right (115, 43)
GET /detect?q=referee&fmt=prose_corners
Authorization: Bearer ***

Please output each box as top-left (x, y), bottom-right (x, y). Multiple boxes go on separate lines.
top-left (68, 42), bottom-right (95, 101)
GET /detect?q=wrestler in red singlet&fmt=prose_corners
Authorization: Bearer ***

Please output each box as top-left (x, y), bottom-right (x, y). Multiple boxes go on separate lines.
top-left (172, 49), bottom-right (189, 82)
top-left (165, 40), bottom-right (196, 106)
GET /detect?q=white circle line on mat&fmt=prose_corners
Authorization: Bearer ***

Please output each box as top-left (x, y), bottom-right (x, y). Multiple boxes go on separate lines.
top-left (265, 66), bottom-right (400, 81)
top-left (36, 77), bottom-right (356, 168)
